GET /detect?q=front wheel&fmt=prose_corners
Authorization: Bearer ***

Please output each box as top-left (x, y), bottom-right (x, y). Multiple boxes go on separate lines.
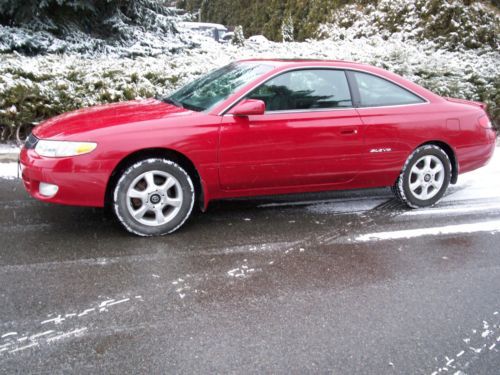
top-left (394, 145), bottom-right (451, 208)
top-left (113, 159), bottom-right (195, 236)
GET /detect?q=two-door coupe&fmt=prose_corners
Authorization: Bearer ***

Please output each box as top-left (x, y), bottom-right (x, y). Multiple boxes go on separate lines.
top-left (20, 59), bottom-right (496, 236)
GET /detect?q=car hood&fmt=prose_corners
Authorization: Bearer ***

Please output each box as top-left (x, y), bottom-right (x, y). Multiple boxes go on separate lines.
top-left (33, 99), bottom-right (191, 140)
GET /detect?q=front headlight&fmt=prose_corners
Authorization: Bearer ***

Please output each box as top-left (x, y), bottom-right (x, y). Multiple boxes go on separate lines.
top-left (34, 140), bottom-right (97, 158)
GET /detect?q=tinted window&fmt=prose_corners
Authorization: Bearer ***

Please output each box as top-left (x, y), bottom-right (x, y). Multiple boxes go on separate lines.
top-left (168, 62), bottom-right (273, 111)
top-left (247, 69), bottom-right (352, 111)
top-left (352, 71), bottom-right (424, 107)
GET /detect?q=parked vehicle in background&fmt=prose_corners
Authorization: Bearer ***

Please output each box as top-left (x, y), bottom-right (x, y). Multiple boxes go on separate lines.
top-left (247, 35), bottom-right (269, 44)
top-left (19, 59), bottom-right (496, 236)
top-left (220, 32), bottom-right (234, 43)
top-left (179, 22), bottom-right (231, 42)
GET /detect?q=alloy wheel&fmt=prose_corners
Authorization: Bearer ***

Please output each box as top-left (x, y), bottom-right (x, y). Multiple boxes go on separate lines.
top-left (408, 155), bottom-right (445, 200)
top-left (125, 170), bottom-right (183, 226)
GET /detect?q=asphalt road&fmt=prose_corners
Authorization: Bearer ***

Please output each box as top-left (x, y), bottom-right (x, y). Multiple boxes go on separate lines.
top-left (0, 158), bottom-right (499, 374)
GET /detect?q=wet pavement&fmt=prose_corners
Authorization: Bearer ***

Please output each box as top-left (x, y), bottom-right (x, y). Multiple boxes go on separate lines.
top-left (0, 157), bottom-right (499, 373)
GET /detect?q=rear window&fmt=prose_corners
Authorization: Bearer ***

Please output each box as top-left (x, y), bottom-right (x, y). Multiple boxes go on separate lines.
top-left (352, 71), bottom-right (425, 107)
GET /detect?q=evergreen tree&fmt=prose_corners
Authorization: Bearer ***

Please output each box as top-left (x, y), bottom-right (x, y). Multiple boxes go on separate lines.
top-left (0, 0), bottom-right (184, 55)
top-left (281, 12), bottom-right (294, 42)
top-left (176, 0), bottom-right (379, 42)
top-left (0, 1), bottom-right (178, 37)
top-left (232, 25), bottom-right (245, 46)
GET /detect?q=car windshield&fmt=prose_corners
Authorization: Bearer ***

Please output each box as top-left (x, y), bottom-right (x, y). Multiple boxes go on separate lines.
top-left (165, 62), bottom-right (273, 112)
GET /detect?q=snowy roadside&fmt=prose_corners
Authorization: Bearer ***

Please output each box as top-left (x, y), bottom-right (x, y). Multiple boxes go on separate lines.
top-left (0, 143), bottom-right (19, 179)
top-left (0, 143), bottom-right (19, 154)
top-left (0, 162), bottom-right (18, 180)
top-left (0, 143), bottom-right (19, 166)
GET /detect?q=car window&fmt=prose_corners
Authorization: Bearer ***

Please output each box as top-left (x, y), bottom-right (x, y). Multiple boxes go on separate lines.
top-left (247, 69), bottom-right (353, 111)
top-left (352, 71), bottom-right (425, 107)
top-left (168, 62), bottom-right (273, 112)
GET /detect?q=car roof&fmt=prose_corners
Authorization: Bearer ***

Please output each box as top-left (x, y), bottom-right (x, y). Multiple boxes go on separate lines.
top-left (207, 58), bottom-right (445, 115)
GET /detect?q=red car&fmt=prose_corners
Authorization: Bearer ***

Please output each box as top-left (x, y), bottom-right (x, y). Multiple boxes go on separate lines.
top-left (20, 59), bottom-right (496, 236)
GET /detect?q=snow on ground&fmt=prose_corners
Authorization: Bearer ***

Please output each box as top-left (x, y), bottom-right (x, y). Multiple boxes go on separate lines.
top-left (0, 295), bottom-right (137, 356)
top-left (305, 198), bottom-right (387, 214)
top-left (0, 162), bottom-right (17, 179)
top-left (351, 147), bottom-right (500, 242)
top-left (0, 143), bottom-right (19, 154)
top-left (0, 143), bottom-right (19, 179)
top-left (356, 220), bottom-right (500, 242)
top-left (444, 149), bottom-right (500, 203)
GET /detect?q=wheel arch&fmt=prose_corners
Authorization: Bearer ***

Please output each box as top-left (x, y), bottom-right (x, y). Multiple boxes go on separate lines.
top-left (416, 140), bottom-right (458, 184)
top-left (105, 148), bottom-right (206, 211)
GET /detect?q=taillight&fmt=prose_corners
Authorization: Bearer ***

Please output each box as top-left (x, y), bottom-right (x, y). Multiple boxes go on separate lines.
top-left (478, 115), bottom-right (492, 129)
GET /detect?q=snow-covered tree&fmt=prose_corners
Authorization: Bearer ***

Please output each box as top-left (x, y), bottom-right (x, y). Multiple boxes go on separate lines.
top-left (0, 0), bottom-right (188, 56)
top-left (281, 13), bottom-right (294, 42)
top-left (232, 25), bottom-right (245, 46)
top-left (319, 0), bottom-right (499, 51)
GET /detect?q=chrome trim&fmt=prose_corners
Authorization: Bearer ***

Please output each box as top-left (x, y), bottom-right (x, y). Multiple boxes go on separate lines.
top-left (218, 65), bottom-right (430, 116)
top-left (264, 107), bottom-right (356, 115)
top-left (355, 101), bottom-right (430, 110)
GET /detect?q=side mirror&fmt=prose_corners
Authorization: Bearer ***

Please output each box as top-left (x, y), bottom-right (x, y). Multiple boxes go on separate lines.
top-left (228, 99), bottom-right (265, 116)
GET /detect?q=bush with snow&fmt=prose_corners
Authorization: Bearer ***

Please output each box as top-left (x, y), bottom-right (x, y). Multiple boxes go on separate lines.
top-left (0, 0), bottom-right (498, 141)
top-left (1, 34), bottom-right (498, 139)
top-left (0, 0), bottom-right (194, 57)
top-left (318, 0), bottom-right (499, 51)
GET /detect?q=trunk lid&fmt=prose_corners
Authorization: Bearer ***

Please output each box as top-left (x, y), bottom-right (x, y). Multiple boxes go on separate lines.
top-left (445, 97), bottom-right (487, 110)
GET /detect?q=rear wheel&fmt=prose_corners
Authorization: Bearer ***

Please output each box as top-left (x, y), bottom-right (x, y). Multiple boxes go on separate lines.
top-left (394, 145), bottom-right (451, 208)
top-left (113, 159), bottom-right (195, 236)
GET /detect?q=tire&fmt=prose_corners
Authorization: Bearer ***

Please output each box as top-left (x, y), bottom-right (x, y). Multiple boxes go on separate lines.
top-left (113, 158), bottom-right (195, 236)
top-left (393, 145), bottom-right (451, 209)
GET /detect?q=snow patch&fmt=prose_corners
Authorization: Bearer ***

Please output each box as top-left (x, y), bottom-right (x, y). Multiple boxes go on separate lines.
top-left (431, 314), bottom-right (499, 373)
top-left (0, 144), bottom-right (19, 154)
top-left (355, 220), bottom-right (500, 242)
top-left (402, 202), bottom-right (500, 217)
top-left (0, 162), bottom-right (18, 179)
top-left (0, 332), bottom-right (17, 338)
top-left (227, 259), bottom-right (257, 278)
top-left (0, 295), bottom-right (133, 356)
top-left (306, 198), bottom-right (387, 214)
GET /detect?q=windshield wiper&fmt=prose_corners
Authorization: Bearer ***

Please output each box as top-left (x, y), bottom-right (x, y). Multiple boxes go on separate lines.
top-left (181, 102), bottom-right (205, 112)
top-left (160, 97), bottom-right (184, 108)
top-left (158, 95), bottom-right (204, 112)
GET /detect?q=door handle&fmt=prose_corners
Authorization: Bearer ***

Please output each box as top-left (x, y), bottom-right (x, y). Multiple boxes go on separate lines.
top-left (340, 129), bottom-right (358, 135)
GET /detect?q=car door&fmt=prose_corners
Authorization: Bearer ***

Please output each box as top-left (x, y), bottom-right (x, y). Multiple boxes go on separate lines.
top-left (347, 70), bottom-right (429, 186)
top-left (218, 69), bottom-right (365, 191)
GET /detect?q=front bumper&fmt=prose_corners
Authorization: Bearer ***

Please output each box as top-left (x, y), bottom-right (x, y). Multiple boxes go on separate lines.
top-left (19, 147), bottom-right (109, 207)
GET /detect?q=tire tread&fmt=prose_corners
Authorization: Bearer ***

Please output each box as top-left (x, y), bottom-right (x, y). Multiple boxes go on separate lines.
top-left (393, 145), bottom-right (451, 209)
top-left (113, 158), bottom-right (195, 236)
